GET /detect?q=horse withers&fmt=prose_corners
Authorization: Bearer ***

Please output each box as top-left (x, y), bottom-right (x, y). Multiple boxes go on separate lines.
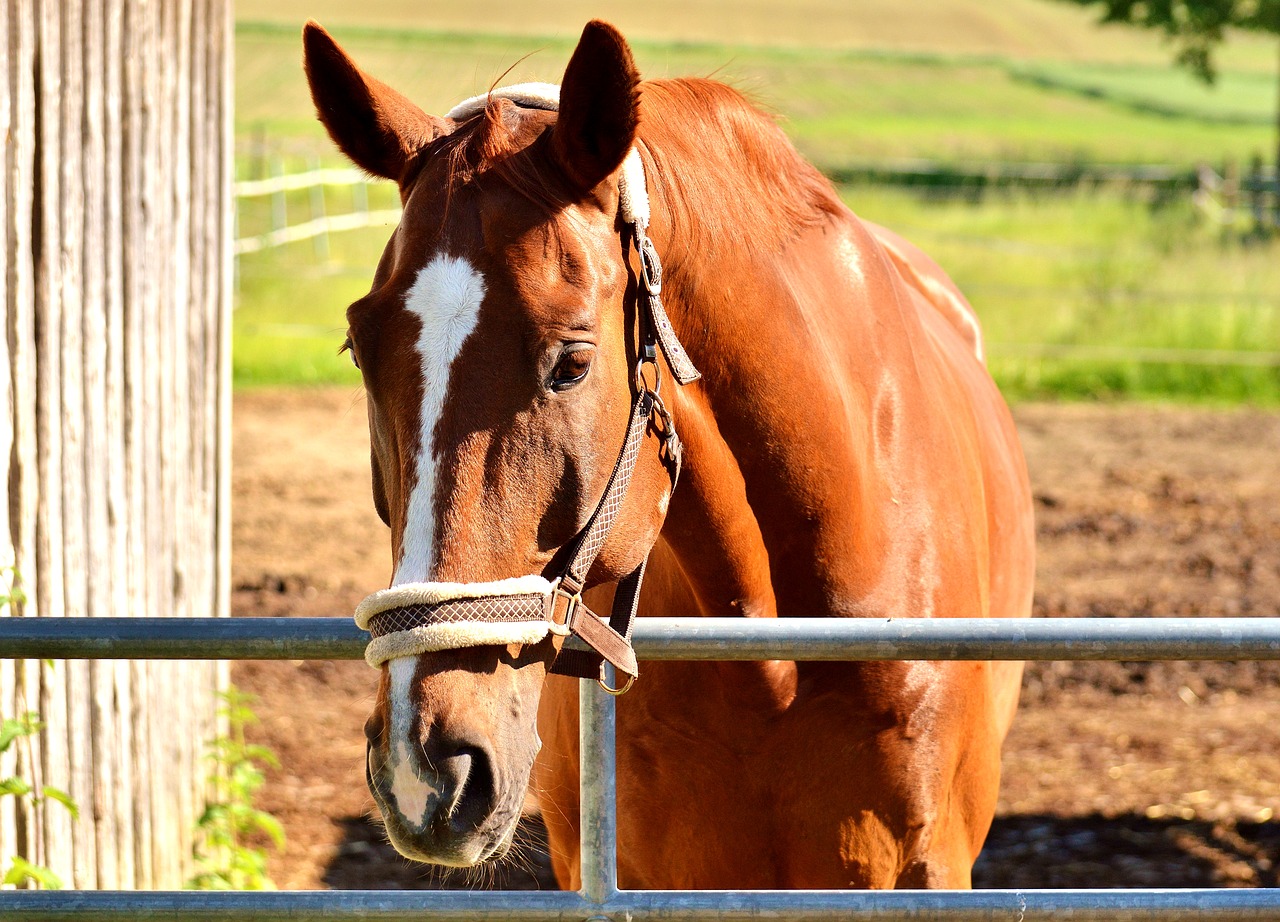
top-left (303, 20), bottom-right (1035, 888)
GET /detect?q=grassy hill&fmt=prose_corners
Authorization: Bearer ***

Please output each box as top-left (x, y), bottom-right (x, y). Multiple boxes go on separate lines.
top-left (235, 0), bottom-right (1277, 68)
top-left (235, 17), bottom-right (1275, 169)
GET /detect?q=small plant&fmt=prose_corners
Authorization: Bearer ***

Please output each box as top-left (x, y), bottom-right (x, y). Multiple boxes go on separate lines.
top-left (1, 573), bottom-right (79, 890)
top-left (186, 687), bottom-right (285, 890)
top-left (0, 712), bottom-right (80, 889)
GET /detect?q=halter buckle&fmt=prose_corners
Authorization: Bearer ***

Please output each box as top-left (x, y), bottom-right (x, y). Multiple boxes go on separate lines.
top-left (544, 580), bottom-right (581, 636)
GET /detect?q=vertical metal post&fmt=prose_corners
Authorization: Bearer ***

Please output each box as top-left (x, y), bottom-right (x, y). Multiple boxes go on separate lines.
top-left (579, 666), bottom-right (618, 908)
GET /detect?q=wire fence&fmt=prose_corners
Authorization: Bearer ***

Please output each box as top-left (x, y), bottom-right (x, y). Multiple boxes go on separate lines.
top-left (233, 166), bottom-right (399, 257)
top-left (231, 157), bottom-right (1278, 260)
top-left (1194, 161), bottom-right (1280, 235)
top-left (231, 162), bottom-right (1280, 375)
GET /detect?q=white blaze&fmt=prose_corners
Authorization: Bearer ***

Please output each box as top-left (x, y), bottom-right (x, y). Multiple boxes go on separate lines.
top-left (384, 253), bottom-right (485, 827)
top-left (387, 656), bottom-right (436, 826)
top-left (394, 253), bottom-right (487, 586)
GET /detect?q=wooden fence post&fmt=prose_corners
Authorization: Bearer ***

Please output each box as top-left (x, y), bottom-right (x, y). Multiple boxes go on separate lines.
top-left (2, 0), bottom-right (231, 889)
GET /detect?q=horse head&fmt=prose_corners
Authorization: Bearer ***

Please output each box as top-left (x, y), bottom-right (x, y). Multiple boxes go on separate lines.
top-left (304, 20), bottom-right (682, 867)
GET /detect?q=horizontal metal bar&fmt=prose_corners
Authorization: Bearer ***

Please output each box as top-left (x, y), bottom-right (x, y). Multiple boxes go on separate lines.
top-left (0, 617), bottom-right (369, 661)
top-left (4, 887), bottom-right (1280, 921)
top-left (2, 617), bottom-right (1280, 662)
top-left (635, 616), bottom-right (1280, 661)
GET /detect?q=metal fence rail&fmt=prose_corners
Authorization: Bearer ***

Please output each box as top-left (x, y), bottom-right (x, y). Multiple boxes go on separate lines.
top-left (4, 616), bottom-right (1280, 662)
top-left (3, 615), bottom-right (1280, 921)
top-left (6, 885), bottom-right (1280, 921)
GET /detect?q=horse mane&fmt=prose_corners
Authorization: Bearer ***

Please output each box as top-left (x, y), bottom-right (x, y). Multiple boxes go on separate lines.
top-left (637, 78), bottom-right (845, 259)
top-left (429, 77), bottom-right (845, 257)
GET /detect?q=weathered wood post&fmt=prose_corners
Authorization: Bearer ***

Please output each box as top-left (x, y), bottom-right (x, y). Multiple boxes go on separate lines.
top-left (1, 0), bottom-right (231, 889)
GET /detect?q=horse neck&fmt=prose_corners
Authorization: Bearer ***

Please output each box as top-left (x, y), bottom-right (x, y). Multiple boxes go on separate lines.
top-left (651, 203), bottom-right (903, 622)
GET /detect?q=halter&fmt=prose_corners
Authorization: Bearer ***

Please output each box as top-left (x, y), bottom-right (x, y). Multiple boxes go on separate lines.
top-left (354, 85), bottom-right (701, 693)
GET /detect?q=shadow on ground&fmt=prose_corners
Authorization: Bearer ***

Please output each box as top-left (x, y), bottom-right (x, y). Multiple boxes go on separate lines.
top-left (322, 814), bottom-right (558, 890)
top-left (321, 811), bottom-right (1279, 890)
top-left (974, 814), bottom-right (1280, 888)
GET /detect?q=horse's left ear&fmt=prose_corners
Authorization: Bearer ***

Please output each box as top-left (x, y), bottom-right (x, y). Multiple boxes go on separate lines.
top-left (553, 21), bottom-right (641, 193)
top-left (303, 21), bottom-right (449, 182)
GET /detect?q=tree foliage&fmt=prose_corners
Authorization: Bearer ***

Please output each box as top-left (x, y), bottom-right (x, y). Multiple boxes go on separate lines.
top-left (1064, 1), bottom-right (1280, 82)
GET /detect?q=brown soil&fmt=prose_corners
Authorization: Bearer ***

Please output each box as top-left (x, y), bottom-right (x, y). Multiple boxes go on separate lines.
top-left (231, 390), bottom-right (1280, 890)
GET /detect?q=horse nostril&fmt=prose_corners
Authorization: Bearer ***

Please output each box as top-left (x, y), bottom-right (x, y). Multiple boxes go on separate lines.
top-left (436, 745), bottom-right (495, 835)
top-left (364, 712), bottom-right (385, 746)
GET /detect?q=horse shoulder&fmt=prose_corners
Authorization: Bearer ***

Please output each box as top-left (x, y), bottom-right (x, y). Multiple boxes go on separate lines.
top-left (863, 220), bottom-right (985, 364)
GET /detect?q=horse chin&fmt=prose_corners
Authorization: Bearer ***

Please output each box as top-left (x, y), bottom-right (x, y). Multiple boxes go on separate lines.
top-left (377, 799), bottom-right (523, 868)
top-left (382, 824), bottom-right (496, 868)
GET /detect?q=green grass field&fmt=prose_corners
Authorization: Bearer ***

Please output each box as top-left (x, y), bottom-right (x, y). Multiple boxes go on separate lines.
top-left (231, 2), bottom-right (1280, 403)
top-left (235, 186), bottom-right (1280, 402)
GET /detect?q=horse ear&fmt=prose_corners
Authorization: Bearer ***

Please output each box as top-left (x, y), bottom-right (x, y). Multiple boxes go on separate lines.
top-left (553, 21), bottom-right (640, 193)
top-left (303, 22), bottom-right (448, 182)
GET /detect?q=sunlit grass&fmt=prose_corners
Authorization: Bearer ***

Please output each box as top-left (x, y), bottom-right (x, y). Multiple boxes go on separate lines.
top-left (233, 233), bottom-right (383, 388)
top-left (234, 186), bottom-right (1280, 402)
top-left (845, 186), bottom-right (1280, 403)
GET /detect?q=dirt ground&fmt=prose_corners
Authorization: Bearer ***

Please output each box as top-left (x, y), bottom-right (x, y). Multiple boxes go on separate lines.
top-left (231, 389), bottom-right (1280, 890)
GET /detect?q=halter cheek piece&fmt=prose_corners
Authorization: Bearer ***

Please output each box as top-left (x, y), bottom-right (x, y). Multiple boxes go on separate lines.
top-left (354, 85), bottom-right (701, 693)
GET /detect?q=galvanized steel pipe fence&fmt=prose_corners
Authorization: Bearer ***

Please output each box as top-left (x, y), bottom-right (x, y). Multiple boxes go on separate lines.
top-left (4, 615), bottom-right (1280, 921)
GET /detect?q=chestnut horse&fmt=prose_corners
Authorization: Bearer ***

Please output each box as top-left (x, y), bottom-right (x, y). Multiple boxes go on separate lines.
top-left (304, 20), bottom-right (1034, 889)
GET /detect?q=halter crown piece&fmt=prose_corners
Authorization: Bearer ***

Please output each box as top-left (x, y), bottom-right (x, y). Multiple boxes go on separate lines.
top-left (354, 85), bottom-right (701, 691)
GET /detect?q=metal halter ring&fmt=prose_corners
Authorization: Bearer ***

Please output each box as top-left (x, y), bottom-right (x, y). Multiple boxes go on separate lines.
top-left (634, 355), bottom-right (662, 396)
top-left (597, 671), bottom-right (637, 696)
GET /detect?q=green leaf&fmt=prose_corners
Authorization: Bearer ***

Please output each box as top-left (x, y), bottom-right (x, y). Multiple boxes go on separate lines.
top-left (243, 744), bottom-right (281, 769)
top-left (41, 786), bottom-right (80, 819)
top-left (4, 856), bottom-right (63, 890)
top-left (0, 713), bottom-right (44, 751)
top-left (251, 811), bottom-right (286, 850)
top-left (197, 803), bottom-right (228, 826)
top-left (0, 776), bottom-right (33, 797)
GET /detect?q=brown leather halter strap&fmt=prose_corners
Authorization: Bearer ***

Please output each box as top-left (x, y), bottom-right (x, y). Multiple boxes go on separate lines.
top-left (364, 223), bottom-right (699, 688)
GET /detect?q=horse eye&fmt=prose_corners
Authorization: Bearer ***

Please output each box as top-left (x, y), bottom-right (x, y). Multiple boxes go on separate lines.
top-left (550, 347), bottom-right (592, 391)
top-left (341, 336), bottom-right (360, 369)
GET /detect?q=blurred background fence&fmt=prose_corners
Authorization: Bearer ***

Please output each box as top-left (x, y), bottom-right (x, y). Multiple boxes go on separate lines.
top-left (232, 144), bottom-right (1280, 400)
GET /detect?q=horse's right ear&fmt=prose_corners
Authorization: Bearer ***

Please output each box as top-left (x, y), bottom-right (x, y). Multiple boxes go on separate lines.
top-left (553, 21), bottom-right (641, 193)
top-left (303, 22), bottom-right (448, 182)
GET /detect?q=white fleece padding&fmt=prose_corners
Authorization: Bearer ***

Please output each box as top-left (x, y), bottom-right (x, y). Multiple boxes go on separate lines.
top-left (355, 575), bottom-right (553, 630)
top-left (364, 620), bottom-right (555, 668)
top-left (618, 148), bottom-right (649, 231)
top-left (445, 84), bottom-right (650, 230)
top-left (447, 82), bottom-right (562, 120)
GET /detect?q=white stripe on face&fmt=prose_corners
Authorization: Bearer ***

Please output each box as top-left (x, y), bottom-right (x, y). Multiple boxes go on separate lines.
top-left (382, 254), bottom-right (485, 828)
top-left (387, 655), bottom-right (436, 827)
top-left (393, 253), bottom-right (487, 586)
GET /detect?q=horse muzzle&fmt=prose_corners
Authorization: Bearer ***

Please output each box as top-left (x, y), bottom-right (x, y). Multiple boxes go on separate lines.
top-left (365, 729), bottom-right (520, 867)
